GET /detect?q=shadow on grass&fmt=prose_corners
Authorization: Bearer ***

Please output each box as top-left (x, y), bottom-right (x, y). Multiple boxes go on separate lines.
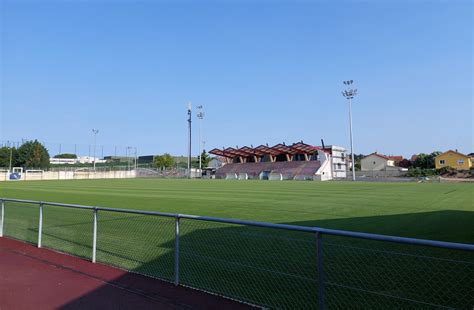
top-left (5, 207), bottom-right (474, 309)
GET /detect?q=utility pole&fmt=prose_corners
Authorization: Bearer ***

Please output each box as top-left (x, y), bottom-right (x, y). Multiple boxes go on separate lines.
top-left (8, 147), bottom-right (13, 172)
top-left (134, 147), bottom-right (138, 170)
top-left (197, 105), bottom-right (205, 177)
top-left (342, 80), bottom-right (358, 181)
top-left (126, 146), bottom-right (134, 171)
top-left (92, 129), bottom-right (99, 171)
top-left (187, 102), bottom-right (192, 178)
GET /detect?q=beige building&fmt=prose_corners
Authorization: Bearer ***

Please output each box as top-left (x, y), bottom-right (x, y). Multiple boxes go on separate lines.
top-left (361, 153), bottom-right (395, 171)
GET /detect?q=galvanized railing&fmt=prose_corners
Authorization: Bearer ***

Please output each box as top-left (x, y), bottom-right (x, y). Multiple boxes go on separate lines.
top-left (1, 198), bottom-right (473, 309)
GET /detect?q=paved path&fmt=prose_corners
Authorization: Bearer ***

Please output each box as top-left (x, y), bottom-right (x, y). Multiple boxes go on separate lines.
top-left (0, 237), bottom-right (254, 310)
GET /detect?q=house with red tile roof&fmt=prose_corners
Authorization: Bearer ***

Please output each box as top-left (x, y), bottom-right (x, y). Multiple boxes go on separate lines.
top-left (361, 152), bottom-right (397, 171)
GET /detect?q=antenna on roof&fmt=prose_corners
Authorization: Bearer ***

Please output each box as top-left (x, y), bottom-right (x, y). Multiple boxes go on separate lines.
top-left (251, 144), bottom-right (253, 148)
top-left (266, 143), bottom-right (269, 147)
top-left (283, 142), bottom-right (286, 146)
top-left (321, 139), bottom-right (325, 149)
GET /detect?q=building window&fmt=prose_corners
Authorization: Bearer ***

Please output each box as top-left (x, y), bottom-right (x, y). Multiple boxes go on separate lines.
top-left (439, 160), bottom-right (445, 165)
top-left (457, 159), bottom-right (464, 165)
top-left (337, 163), bottom-right (342, 170)
top-left (341, 153), bottom-right (345, 159)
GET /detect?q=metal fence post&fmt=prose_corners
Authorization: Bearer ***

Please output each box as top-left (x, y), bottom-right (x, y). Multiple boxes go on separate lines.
top-left (92, 208), bottom-right (98, 263)
top-left (316, 232), bottom-right (325, 310)
top-left (0, 200), bottom-right (4, 237)
top-left (38, 202), bottom-right (44, 248)
top-left (174, 216), bottom-right (180, 286)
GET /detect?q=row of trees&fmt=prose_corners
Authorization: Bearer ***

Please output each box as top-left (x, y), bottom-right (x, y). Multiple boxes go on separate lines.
top-left (0, 140), bottom-right (50, 169)
top-left (153, 151), bottom-right (211, 169)
top-left (410, 152), bottom-right (442, 169)
top-left (0, 139), bottom-right (212, 171)
top-left (405, 152), bottom-right (444, 177)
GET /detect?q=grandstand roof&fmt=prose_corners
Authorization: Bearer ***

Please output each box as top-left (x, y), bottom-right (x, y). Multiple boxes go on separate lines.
top-left (209, 142), bottom-right (322, 159)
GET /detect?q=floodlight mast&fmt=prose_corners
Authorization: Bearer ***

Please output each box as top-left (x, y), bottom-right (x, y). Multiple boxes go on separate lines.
top-left (197, 106), bottom-right (205, 177)
top-left (187, 102), bottom-right (192, 178)
top-left (341, 80), bottom-right (357, 181)
top-left (92, 129), bottom-right (99, 171)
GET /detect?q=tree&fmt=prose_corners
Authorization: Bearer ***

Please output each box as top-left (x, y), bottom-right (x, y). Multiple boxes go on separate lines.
top-left (198, 150), bottom-right (211, 168)
top-left (413, 152), bottom-right (441, 169)
top-left (349, 154), bottom-right (364, 171)
top-left (398, 159), bottom-right (412, 168)
top-left (17, 140), bottom-right (50, 169)
top-left (153, 153), bottom-right (175, 169)
top-left (0, 147), bottom-right (18, 168)
top-left (54, 153), bottom-right (77, 159)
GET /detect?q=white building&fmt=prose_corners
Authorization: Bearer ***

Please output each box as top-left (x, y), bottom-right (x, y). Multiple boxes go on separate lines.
top-left (324, 145), bottom-right (347, 179)
top-left (49, 158), bottom-right (77, 165)
top-left (50, 156), bottom-right (106, 165)
top-left (77, 156), bottom-right (106, 164)
top-left (313, 149), bottom-right (333, 181)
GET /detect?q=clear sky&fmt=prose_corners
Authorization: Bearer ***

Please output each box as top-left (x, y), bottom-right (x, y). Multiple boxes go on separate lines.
top-left (1, 0), bottom-right (472, 158)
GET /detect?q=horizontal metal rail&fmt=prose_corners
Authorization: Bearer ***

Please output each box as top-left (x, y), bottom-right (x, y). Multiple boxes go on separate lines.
top-left (1, 197), bottom-right (473, 252)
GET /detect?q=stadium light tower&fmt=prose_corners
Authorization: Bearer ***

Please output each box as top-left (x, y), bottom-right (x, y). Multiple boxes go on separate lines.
top-left (187, 102), bottom-right (192, 178)
top-left (197, 105), bottom-right (205, 176)
top-left (342, 80), bottom-right (357, 181)
top-left (92, 129), bottom-right (99, 171)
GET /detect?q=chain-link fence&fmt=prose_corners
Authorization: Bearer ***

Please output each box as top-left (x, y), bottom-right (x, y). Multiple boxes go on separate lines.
top-left (0, 140), bottom-right (137, 159)
top-left (1, 198), bottom-right (473, 309)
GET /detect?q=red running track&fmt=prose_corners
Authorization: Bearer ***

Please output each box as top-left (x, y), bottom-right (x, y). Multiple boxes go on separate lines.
top-left (0, 237), bottom-right (254, 310)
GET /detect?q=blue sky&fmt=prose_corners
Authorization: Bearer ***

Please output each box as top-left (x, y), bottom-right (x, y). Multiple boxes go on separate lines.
top-left (1, 0), bottom-right (472, 157)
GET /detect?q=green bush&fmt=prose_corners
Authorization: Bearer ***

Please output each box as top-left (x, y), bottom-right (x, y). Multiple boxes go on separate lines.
top-left (54, 153), bottom-right (77, 159)
top-left (406, 167), bottom-right (439, 177)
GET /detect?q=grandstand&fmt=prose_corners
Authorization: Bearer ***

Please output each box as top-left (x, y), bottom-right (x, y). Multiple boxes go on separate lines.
top-left (209, 142), bottom-right (346, 181)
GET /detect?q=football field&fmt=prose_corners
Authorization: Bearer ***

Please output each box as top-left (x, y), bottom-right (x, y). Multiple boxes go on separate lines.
top-left (1, 178), bottom-right (473, 242)
top-left (1, 179), bottom-right (473, 308)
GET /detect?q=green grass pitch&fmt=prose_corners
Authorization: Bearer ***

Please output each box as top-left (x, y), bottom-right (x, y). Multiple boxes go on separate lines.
top-left (1, 179), bottom-right (473, 308)
top-left (2, 178), bottom-right (473, 242)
